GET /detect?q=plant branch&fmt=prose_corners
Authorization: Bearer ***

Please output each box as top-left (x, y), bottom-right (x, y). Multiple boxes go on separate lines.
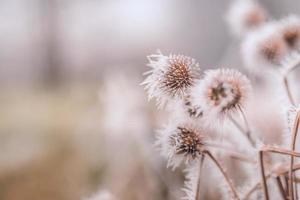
top-left (195, 154), bottom-right (205, 200)
top-left (259, 150), bottom-right (269, 200)
top-left (228, 113), bottom-right (255, 147)
top-left (283, 75), bottom-right (295, 106)
top-left (204, 150), bottom-right (240, 200)
top-left (276, 176), bottom-right (287, 200)
top-left (243, 163), bottom-right (300, 200)
top-left (206, 142), bottom-right (256, 164)
top-left (289, 111), bottom-right (300, 200)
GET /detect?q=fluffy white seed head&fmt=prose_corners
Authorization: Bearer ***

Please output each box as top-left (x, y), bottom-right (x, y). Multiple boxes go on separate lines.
top-left (279, 15), bottom-right (300, 50)
top-left (241, 22), bottom-right (288, 72)
top-left (156, 122), bottom-right (206, 169)
top-left (192, 69), bottom-right (251, 121)
top-left (226, 0), bottom-right (267, 37)
top-left (142, 52), bottom-right (201, 107)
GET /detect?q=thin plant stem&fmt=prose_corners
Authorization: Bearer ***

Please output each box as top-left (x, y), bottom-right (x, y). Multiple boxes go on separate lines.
top-left (276, 176), bottom-right (287, 200)
top-left (228, 114), bottom-right (255, 147)
top-left (282, 57), bottom-right (300, 106)
top-left (243, 163), bottom-right (300, 200)
top-left (283, 75), bottom-right (295, 106)
top-left (259, 150), bottom-right (269, 200)
top-left (206, 142), bottom-right (256, 164)
top-left (286, 175), bottom-right (290, 199)
top-left (229, 114), bottom-right (246, 133)
top-left (295, 171), bottom-right (299, 200)
top-left (195, 155), bottom-right (205, 200)
top-left (280, 175), bottom-right (288, 197)
top-left (204, 150), bottom-right (240, 200)
top-left (289, 112), bottom-right (300, 200)
top-left (259, 146), bottom-right (300, 200)
top-left (238, 106), bottom-right (252, 143)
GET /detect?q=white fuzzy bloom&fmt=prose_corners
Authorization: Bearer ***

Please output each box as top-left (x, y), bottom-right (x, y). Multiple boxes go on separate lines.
top-left (279, 15), bottom-right (300, 50)
top-left (142, 51), bottom-right (201, 107)
top-left (226, 0), bottom-right (267, 37)
top-left (241, 22), bottom-right (288, 72)
top-left (191, 69), bottom-right (251, 123)
top-left (156, 121), bottom-right (206, 170)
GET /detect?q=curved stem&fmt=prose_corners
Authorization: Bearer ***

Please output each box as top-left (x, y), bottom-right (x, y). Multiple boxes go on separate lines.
top-left (276, 176), bottom-right (287, 200)
top-left (289, 112), bottom-right (300, 200)
top-left (259, 150), bottom-right (269, 200)
top-left (259, 146), bottom-right (300, 200)
top-left (206, 142), bottom-right (256, 164)
top-left (283, 75), bottom-right (295, 106)
top-left (238, 107), bottom-right (255, 146)
top-left (195, 155), bottom-right (205, 200)
top-left (204, 150), bottom-right (240, 200)
top-left (228, 116), bottom-right (254, 147)
top-left (282, 56), bottom-right (300, 106)
top-left (243, 163), bottom-right (300, 200)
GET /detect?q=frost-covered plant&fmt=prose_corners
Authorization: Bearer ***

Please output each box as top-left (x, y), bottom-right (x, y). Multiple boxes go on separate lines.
top-left (141, 1), bottom-right (300, 199)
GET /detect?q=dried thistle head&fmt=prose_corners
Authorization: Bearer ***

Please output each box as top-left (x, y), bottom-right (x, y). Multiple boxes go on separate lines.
top-left (242, 22), bottom-right (288, 71)
top-left (226, 0), bottom-right (267, 37)
top-left (156, 122), bottom-right (206, 169)
top-left (279, 15), bottom-right (300, 50)
top-left (192, 69), bottom-right (251, 120)
top-left (142, 51), bottom-right (201, 107)
top-left (170, 126), bottom-right (204, 158)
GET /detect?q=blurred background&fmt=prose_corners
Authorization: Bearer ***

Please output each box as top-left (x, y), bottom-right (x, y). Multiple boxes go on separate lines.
top-left (1, 0), bottom-right (300, 199)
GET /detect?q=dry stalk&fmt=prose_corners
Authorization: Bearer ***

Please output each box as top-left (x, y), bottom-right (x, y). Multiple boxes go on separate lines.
top-left (204, 150), bottom-right (240, 200)
top-left (259, 146), bottom-right (300, 200)
top-left (289, 111), bottom-right (300, 200)
top-left (195, 155), bottom-right (205, 200)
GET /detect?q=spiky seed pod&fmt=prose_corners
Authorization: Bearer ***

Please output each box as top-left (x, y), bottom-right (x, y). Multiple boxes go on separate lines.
top-left (171, 127), bottom-right (204, 158)
top-left (192, 69), bottom-right (251, 122)
top-left (279, 15), bottom-right (300, 50)
top-left (241, 22), bottom-right (288, 71)
top-left (156, 122), bottom-right (206, 169)
top-left (226, 0), bottom-right (267, 37)
top-left (142, 52), bottom-right (201, 107)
